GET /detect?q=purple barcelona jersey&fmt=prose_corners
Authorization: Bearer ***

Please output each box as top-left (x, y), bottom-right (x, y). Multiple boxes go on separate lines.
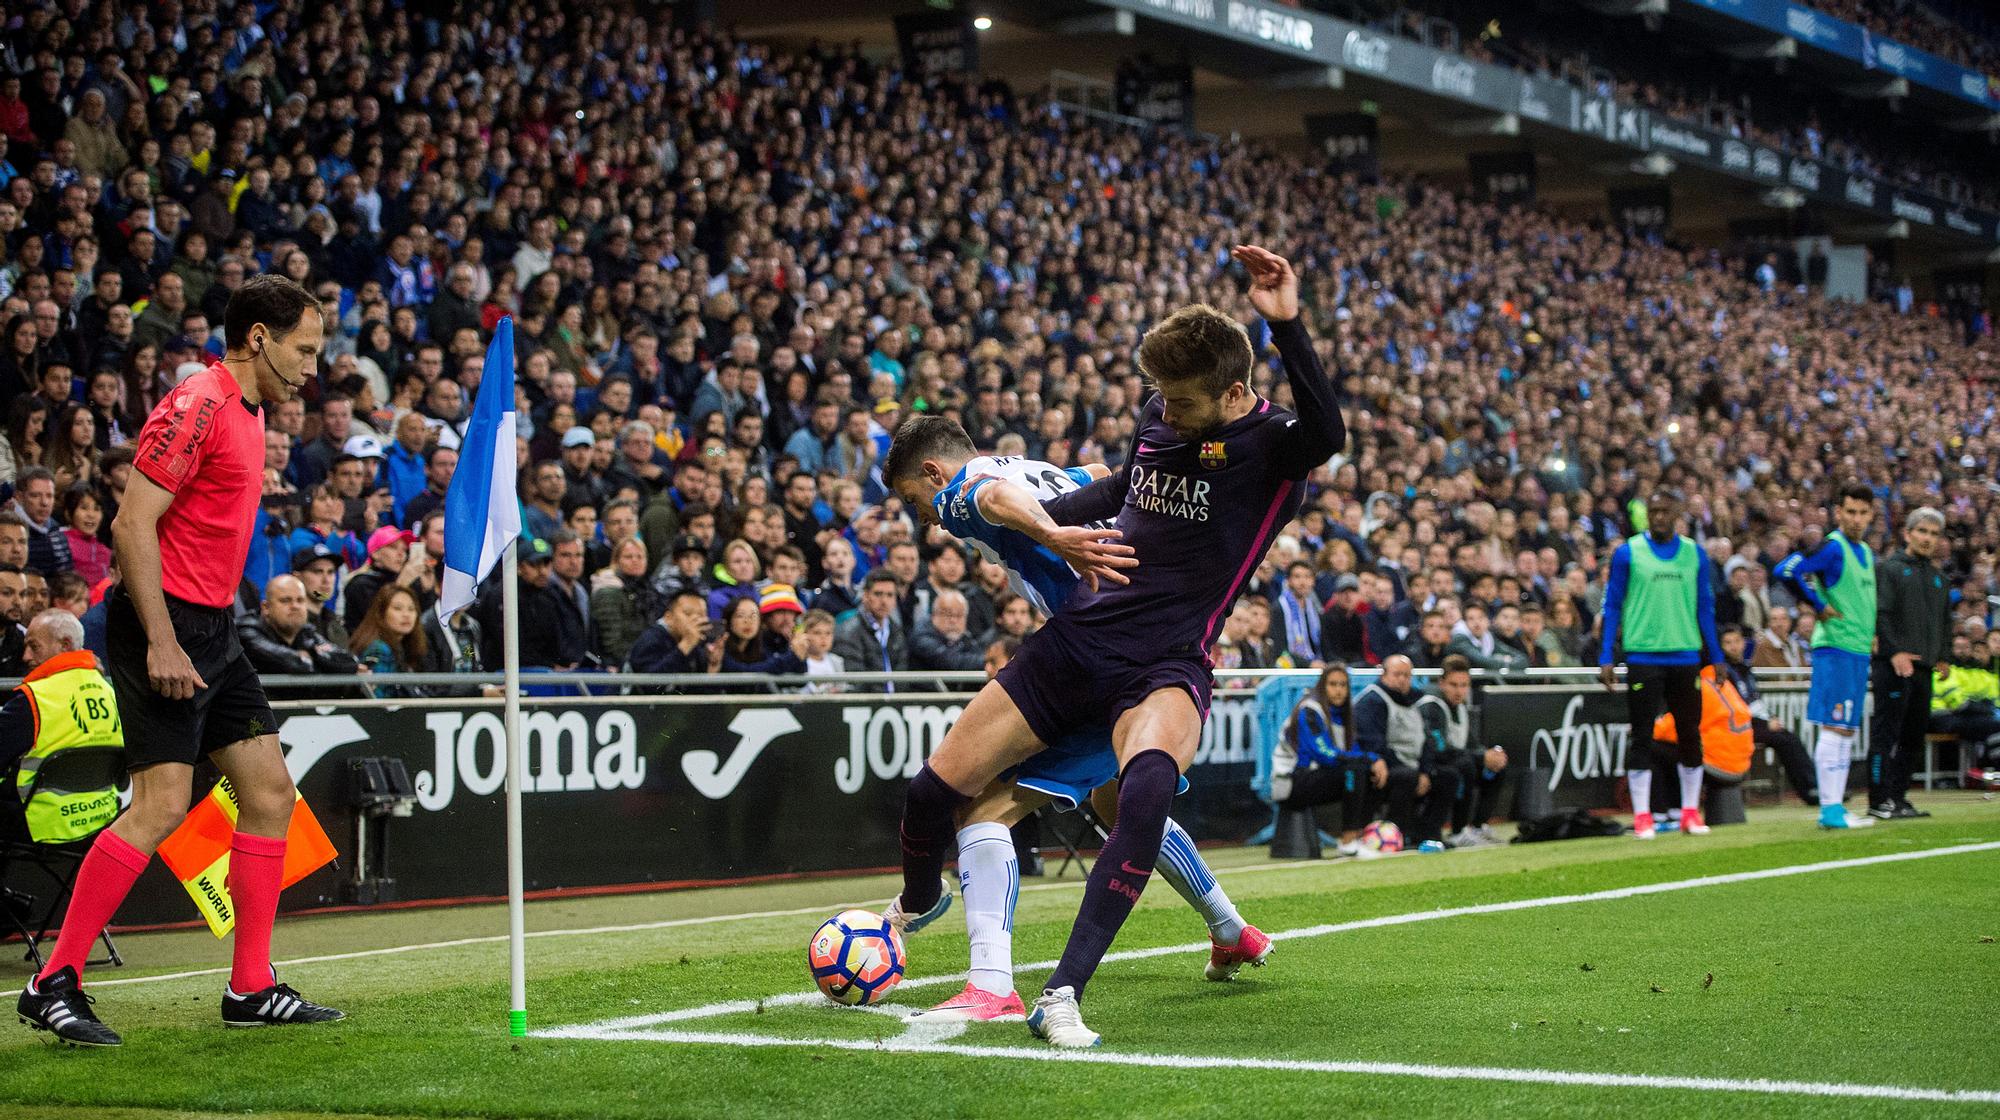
top-left (1042, 317), bottom-right (1345, 661)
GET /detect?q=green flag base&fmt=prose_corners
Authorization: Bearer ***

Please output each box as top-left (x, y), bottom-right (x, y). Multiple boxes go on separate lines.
top-left (510, 1009), bottom-right (527, 1037)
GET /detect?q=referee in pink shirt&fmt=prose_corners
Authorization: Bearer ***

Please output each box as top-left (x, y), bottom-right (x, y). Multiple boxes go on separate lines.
top-left (18, 275), bottom-right (345, 1047)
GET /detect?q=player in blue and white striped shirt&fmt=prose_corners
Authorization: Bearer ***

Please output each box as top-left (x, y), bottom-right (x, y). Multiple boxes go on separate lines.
top-left (883, 417), bottom-right (1271, 1024)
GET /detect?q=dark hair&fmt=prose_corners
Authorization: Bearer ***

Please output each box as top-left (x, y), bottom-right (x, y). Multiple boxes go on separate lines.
top-left (6, 395), bottom-right (48, 464)
top-left (16, 465), bottom-right (55, 492)
top-left (223, 274), bottom-right (322, 350)
top-left (1441, 654), bottom-right (1473, 677)
top-left (881, 414), bottom-right (976, 485)
top-left (49, 570), bottom-right (89, 605)
top-left (668, 589), bottom-right (705, 613)
top-left (1839, 483), bottom-right (1875, 507)
top-left (1137, 303), bottom-right (1252, 395)
top-left (348, 583), bottom-right (429, 667)
top-left (1719, 623), bottom-right (1746, 640)
top-left (864, 568), bottom-right (900, 590)
top-left (59, 483), bottom-right (100, 525)
top-left (1310, 661), bottom-right (1353, 729)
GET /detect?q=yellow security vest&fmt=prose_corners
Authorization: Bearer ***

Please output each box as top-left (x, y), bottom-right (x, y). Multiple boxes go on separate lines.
top-left (14, 651), bottom-right (123, 843)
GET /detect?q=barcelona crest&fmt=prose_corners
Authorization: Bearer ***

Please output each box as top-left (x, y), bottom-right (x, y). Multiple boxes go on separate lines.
top-left (1199, 441), bottom-right (1227, 469)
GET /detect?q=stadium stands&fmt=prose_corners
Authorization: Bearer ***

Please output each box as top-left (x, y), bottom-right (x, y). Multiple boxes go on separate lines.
top-left (0, 0), bottom-right (1991, 697)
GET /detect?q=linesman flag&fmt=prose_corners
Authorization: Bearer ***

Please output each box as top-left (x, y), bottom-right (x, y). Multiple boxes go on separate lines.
top-left (439, 317), bottom-right (520, 617)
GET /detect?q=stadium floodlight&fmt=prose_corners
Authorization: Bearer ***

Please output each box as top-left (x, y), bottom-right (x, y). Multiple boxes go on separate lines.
top-left (1760, 187), bottom-right (1807, 210)
top-left (973, 16), bottom-right (992, 31)
top-left (1630, 153), bottom-right (1676, 178)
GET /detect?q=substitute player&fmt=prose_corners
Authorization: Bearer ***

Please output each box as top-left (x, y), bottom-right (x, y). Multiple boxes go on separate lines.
top-left (887, 245), bottom-right (1343, 1047)
top-left (1598, 490), bottom-right (1726, 840)
top-left (884, 418), bottom-right (1272, 1024)
top-left (1775, 484), bottom-right (1881, 830)
top-left (18, 276), bottom-right (343, 1047)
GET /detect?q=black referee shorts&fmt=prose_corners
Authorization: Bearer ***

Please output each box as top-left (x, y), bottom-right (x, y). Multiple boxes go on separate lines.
top-left (105, 587), bottom-right (281, 769)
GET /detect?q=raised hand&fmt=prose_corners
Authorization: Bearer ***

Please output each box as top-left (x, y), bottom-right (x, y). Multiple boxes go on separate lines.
top-left (1232, 245), bottom-right (1299, 322)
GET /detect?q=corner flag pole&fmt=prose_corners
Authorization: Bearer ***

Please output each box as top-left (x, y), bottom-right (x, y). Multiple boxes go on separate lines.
top-left (503, 536), bottom-right (526, 1037)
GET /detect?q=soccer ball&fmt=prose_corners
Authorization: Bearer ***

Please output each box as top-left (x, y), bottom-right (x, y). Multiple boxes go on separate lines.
top-left (808, 909), bottom-right (906, 1006)
top-left (1361, 820), bottom-right (1405, 853)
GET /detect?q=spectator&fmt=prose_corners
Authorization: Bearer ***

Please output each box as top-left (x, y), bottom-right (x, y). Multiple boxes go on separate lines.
top-left (1269, 561), bottom-right (1325, 669)
top-left (239, 574), bottom-right (362, 679)
top-left (1420, 656), bottom-right (1508, 848)
top-left (400, 445), bottom-right (459, 530)
top-left (1448, 604), bottom-right (1529, 677)
top-left (1752, 607), bottom-right (1807, 668)
top-left (706, 538), bottom-right (764, 621)
top-left (291, 544), bottom-right (349, 648)
top-left (911, 589), bottom-right (987, 672)
top-left (420, 603), bottom-right (488, 686)
top-left (1353, 655), bottom-right (1457, 846)
top-left (0, 565), bottom-right (24, 674)
top-left (349, 585), bottom-right (429, 695)
top-left (796, 608), bottom-right (846, 692)
top-left (43, 404), bottom-right (95, 492)
top-left (1318, 574), bottom-right (1367, 664)
top-left (545, 530), bottom-right (592, 665)
top-left (0, 514), bottom-right (27, 572)
top-left (702, 586), bottom-right (807, 683)
top-left (1719, 624), bottom-right (1818, 805)
top-left (47, 572), bottom-right (89, 618)
top-left (58, 485), bottom-right (110, 585)
top-left (8, 468), bottom-right (69, 577)
top-left (813, 536), bottom-right (862, 620)
top-left (1211, 597), bottom-right (1269, 675)
top-left (626, 589), bottom-right (716, 678)
top-left (0, 396), bottom-right (47, 483)
top-left (343, 526), bottom-right (421, 633)
top-left (1868, 507), bottom-right (1953, 819)
top-left (1359, 571), bottom-right (1419, 667)
top-left (590, 537), bottom-right (662, 667)
top-left (1273, 662), bottom-right (1382, 858)
top-left (835, 570), bottom-right (909, 691)
top-left (1518, 605), bottom-right (1566, 667)
top-left (1405, 609), bottom-right (1455, 670)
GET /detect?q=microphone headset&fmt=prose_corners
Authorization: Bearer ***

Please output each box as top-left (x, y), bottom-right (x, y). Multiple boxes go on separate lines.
top-left (253, 329), bottom-right (308, 392)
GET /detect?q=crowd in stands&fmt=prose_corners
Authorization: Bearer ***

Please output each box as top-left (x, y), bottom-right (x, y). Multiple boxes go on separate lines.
top-left (1328, 0), bottom-right (2000, 211)
top-left (0, 2), bottom-right (1993, 745)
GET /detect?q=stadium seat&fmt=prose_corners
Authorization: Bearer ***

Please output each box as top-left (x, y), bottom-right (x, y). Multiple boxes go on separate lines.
top-left (0, 746), bottom-right (128, 970)
top-left (1269, 805), bottom-right (1324, 860)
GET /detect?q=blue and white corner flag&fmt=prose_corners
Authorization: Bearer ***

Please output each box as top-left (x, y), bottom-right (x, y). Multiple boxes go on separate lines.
top-left (439, 317), bottom-right (519, 617)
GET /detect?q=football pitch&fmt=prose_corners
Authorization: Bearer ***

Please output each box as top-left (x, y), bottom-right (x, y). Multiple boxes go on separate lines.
top-left (3, 797), bottom-right (1998, 1120)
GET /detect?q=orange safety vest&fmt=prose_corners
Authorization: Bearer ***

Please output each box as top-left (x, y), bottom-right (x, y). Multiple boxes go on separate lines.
top-left (1653, 666), bottom-right (1755, 781)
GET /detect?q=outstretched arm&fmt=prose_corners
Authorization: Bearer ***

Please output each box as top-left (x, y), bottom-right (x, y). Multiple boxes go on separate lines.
top-left (1233, 246), bottom-right (1345, 479)
top-left (1040, 460), bottom-right (1132, 529)
top-left (973, 476), bottom-right (1136, 590)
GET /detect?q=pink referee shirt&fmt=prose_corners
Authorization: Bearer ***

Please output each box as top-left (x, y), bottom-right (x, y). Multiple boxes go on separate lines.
top-left (131, 361), bottom-right (264, 609)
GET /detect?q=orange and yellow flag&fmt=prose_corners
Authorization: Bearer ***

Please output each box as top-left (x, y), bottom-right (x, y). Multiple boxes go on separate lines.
top-left (155, 778), bottom-right (337, 938)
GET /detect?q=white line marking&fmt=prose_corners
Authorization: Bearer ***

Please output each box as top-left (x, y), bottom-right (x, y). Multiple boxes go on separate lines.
top-left (542, 840), bottom-right (2000, 1036)
top-left (0, 848), bottom-right (1418, 996)
top-left (531, 1027), bottom-right (2000, 1106)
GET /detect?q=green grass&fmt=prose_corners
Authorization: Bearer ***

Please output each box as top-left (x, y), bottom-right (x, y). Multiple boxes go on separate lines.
top-left (3, 797), bottom-right (1999, 1119)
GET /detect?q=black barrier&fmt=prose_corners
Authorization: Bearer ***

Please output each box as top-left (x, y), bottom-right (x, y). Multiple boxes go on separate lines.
top-left (2, 674), bottom-right (1819, 928)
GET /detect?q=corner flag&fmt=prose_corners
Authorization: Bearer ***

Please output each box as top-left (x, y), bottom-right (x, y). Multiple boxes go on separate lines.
top-left (439, 317), bottom-right (519, 617)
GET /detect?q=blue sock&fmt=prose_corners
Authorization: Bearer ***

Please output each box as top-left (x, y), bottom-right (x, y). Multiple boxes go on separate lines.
top-left (1046, 750), bottom-right (1179, 1000)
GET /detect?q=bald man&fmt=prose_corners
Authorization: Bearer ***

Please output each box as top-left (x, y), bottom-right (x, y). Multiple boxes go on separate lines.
top-left (237, 575), bottom-right (361, 678)
top-left (1352, 655), bottom-right (1460, 846)
top-left (1, 610), bottom-right (113, 844)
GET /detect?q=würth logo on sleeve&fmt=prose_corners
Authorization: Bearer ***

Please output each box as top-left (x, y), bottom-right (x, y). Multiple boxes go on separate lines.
top-left (146, 391), bottom-right (217, 483)
top-left (1198, 441), bottom-right (1227, 469)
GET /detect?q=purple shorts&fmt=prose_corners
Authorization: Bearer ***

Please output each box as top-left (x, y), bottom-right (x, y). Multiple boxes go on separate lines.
top-left (994, 614), bottom-right (1214, 748)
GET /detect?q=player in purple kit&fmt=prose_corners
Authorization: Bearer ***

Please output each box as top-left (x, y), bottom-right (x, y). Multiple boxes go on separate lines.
top-left (884, 246), bottom-right (1343, 1047)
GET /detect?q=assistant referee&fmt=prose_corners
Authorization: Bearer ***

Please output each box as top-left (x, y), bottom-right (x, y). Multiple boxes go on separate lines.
top-left (18, 275), bottom-right (345, 1048)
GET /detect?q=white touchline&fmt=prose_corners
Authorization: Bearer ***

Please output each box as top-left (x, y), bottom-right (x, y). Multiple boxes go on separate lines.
top-left (533, 1026), bottom-right (2000, 1106)
top-left (537, 840), bottom-right (2000, 1038)
top-left (8, 838), bottom-right (1996, 1004)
